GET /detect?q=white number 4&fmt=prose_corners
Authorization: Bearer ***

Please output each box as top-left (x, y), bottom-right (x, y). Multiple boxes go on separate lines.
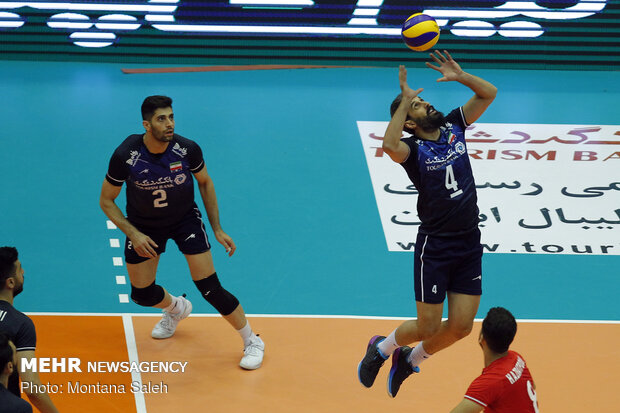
top-left (445, 164), bottom-right (463, 198)
top-left (153, 189), bottom-right (168, 208)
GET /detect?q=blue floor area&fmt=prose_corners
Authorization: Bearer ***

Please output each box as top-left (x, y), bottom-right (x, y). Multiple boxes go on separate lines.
top-left (2, 61), bottom-right (619, 320)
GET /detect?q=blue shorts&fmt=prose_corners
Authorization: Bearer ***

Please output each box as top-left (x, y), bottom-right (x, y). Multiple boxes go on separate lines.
top-left (413, 229), bottom-right (482, 304)
top-left (124, 207), bottom-right (211, 264)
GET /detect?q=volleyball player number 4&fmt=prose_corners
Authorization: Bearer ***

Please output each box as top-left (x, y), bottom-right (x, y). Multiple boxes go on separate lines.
top-left (445, 164), bottom-right (463, 198)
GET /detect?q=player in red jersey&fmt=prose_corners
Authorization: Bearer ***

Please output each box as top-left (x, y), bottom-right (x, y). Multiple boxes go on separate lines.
top-left (451, 307), bottom-right (539, 412)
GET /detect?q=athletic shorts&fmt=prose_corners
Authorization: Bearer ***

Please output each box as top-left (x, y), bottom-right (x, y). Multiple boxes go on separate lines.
top-left (124, 207), bottom-right (211, 264)
top-left (413, 228), bottom-right (482, 304)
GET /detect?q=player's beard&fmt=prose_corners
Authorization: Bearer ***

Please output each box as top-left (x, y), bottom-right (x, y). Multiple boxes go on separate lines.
top-left (13, 280), bottom-right (23, 297)
top-left (416, 109), bottom-right (445, 132)
top-left (154, 128), bottom-right (174, 142)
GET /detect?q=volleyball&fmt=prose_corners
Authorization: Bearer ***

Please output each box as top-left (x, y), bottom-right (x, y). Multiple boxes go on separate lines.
top-left (401, 13), bottom-right (440, 52)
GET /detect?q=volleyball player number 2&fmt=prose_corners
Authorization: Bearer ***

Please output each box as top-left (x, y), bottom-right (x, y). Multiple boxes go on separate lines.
top-left (153, 189), bottom-right (168, 208)
top-left (445, 164), bottom-right (463, 198)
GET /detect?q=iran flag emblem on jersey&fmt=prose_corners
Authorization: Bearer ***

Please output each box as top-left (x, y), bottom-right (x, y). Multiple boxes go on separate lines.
top-left (170, 161), bottom-right (183, 172)
top-left (448, 133), bottom-right (457, 144)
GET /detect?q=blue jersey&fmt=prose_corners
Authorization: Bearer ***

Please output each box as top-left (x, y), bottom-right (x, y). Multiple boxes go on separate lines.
top-left (106, 134), bottom-right (205, 228)
top-left (400, 107), bottom-right (479, 236)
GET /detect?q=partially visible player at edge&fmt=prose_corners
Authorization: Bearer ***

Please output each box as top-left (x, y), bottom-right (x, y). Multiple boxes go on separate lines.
top-left (358, 51), bottom-right (497, 397)
top-left (451, 307), bottom-right (539, 413)
top-left (99, 95), bottom-right (264, 369)
top-left (0, 247), bottom-right (59, 412)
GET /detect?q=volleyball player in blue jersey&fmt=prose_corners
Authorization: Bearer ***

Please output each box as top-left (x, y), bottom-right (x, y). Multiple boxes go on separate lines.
top-left (358, 51), bottom-right (497, 397)
top-left (100, 96), bottom-right (264, 370)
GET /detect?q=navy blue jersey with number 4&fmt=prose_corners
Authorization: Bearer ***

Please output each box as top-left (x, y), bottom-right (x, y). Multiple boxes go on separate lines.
top-left (400, 107), bottom-right (479, 236)
top-left (106, 134), bottom-right (205, 228)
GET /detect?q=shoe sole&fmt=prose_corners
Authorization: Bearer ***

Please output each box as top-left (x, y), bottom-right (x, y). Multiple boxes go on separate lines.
top-left (240, 361), bottom-right (262, 370)
top-left (387, 347), bottom-right (401, 398)
top-left (358, 335), bottom-right (384, 388)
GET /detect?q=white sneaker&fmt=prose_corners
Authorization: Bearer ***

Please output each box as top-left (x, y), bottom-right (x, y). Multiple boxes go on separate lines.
top-left (151, 296), bottom-right (192, 339)
top-left (240, 335), bottom-right (264, 370)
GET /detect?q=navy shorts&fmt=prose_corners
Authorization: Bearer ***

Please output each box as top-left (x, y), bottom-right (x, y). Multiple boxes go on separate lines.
top-left (413, 228), bottom-right (482, 304)
top-left (125, 207), bottom-right (211, 264)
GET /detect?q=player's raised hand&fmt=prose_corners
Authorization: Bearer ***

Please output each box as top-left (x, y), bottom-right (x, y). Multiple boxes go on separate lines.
top-left (425, 50), bottom-right (464, 82)
top-left (399, 65), bottom-right (424, 100)
top-left (129, 232), bottom-right (159, 258)
top-left (215, 229), bottom-right (236, 257)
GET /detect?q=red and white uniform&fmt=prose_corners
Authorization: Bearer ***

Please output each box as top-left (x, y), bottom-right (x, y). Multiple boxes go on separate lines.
top-left (464, 351), bottom-right (539, 413)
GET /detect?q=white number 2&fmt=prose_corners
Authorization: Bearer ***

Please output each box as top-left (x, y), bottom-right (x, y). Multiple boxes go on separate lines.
top-left (527, 380), bottom-right (539, 413)
top-left (445, 164), bottom-right (463, 198)
top-left (153, 189), bottom-right (168, 208)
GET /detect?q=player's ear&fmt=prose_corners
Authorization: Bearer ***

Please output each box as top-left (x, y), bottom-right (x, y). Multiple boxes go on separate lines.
top-left (404, 119), bottom-right (416, 130)
top-left (5, 360), bottom-right (14, 375)
top-left (142, 120), bottom-right (150, 131)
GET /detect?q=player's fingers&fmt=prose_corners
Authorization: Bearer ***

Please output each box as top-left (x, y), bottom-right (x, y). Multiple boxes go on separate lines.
top-left (147, 237), bottom-right (159, 249)
top-left (137, 247), bottom-right (152, 258)
top-left (429, 53), bottom-right (443, 65)
top-left (443, 50), bottom-right (454, 61)
top-left (425, 61), bottom-right (441, 72)
top-left (434, 50), bottom-right (447, 62)
top-left (143, 243), bottom-right (157, 258)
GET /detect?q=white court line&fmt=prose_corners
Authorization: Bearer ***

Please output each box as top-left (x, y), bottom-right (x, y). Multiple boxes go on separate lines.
top-left (23, 312), bottom-right (620, 324)
top-left (122, 315), bottom-right (146, 413)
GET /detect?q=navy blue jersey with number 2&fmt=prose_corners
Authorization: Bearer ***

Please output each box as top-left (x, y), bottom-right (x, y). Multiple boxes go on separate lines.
top-left (106, 134), bottom-right (205, 228)
top-left (400, 107), bottom-right (479, 236)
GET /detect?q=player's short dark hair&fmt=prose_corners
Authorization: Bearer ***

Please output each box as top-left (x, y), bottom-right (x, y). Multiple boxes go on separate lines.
top-left (0, 332), bottom-right (13, 373)
top-left (481, 307), bottom-right (517, 354)
top-left (390, 94), bottom-right (415, 135)
top-left (0, 246), bottom-right (18, 286)
top-left (141, 95), bottom-right (173, 121)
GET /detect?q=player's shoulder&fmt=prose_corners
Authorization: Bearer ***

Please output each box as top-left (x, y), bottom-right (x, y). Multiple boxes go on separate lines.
top-left (444, 107), bottom-right (469, 129)
top-left (172, 133), bottom-right (198, 147)
top-left (401, 135), bottom-right (418, 148)
top-left (0, 301), bottom-right (33, 327)
top-left (113, 134), bottom-right (143, 153)
top-left (171, 134), bottom-right (203, 157)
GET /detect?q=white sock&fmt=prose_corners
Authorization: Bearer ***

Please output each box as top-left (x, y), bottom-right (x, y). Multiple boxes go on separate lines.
top-left (164, 295), bottom-right (182, 314)
top-left (377, 330), bottom-right (400, 357)
top-left (237, 321), bottom-right (256, 347)
top-left (407, 342), bottom-right (431, 367)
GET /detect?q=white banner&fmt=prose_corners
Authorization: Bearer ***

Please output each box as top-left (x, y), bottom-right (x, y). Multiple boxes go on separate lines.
top-left (357, 122), bottom-right (620, 255)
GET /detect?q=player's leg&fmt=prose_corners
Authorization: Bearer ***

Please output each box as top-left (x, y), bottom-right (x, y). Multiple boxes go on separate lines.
top-left (419, 292), bottom-right (480, 354)
top-left (384, 233), bottom-right (453, 397)
top-left (418, 229), bottom-right (482, 355)
top-left (125, 235), bottom-right (192, 339)
top-left (359, 233), bottom-right (447, 390)
top-left (184, 251), bottom-right (264, 370)
top-left (384, 301), bottom-right (444, 397)
top-left (358, 301), bottom-right (442, 389)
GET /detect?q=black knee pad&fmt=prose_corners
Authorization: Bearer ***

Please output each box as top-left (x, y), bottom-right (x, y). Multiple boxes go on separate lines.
top-left (131, 282), bottom-right (165, 307)
top-left (194, 273), bottom-right (239, 316)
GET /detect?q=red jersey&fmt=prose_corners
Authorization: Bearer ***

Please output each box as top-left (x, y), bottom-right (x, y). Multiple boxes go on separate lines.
top-left (464, 351), bottom-right (539, 413)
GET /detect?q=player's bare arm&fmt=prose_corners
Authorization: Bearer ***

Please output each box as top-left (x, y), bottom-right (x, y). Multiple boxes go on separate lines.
top-left (99, 179), bottom-right (158, 259)
top-left (426, 50), bottom-right (497, 125)
top-left (449, 398), bottom-right (484, 413)
top-left (383, 65), bottom-right (423, 163)
top-left (193, 167), bottom-right (236, 256)
top-left (16, 350), bottom-right (60, 413)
